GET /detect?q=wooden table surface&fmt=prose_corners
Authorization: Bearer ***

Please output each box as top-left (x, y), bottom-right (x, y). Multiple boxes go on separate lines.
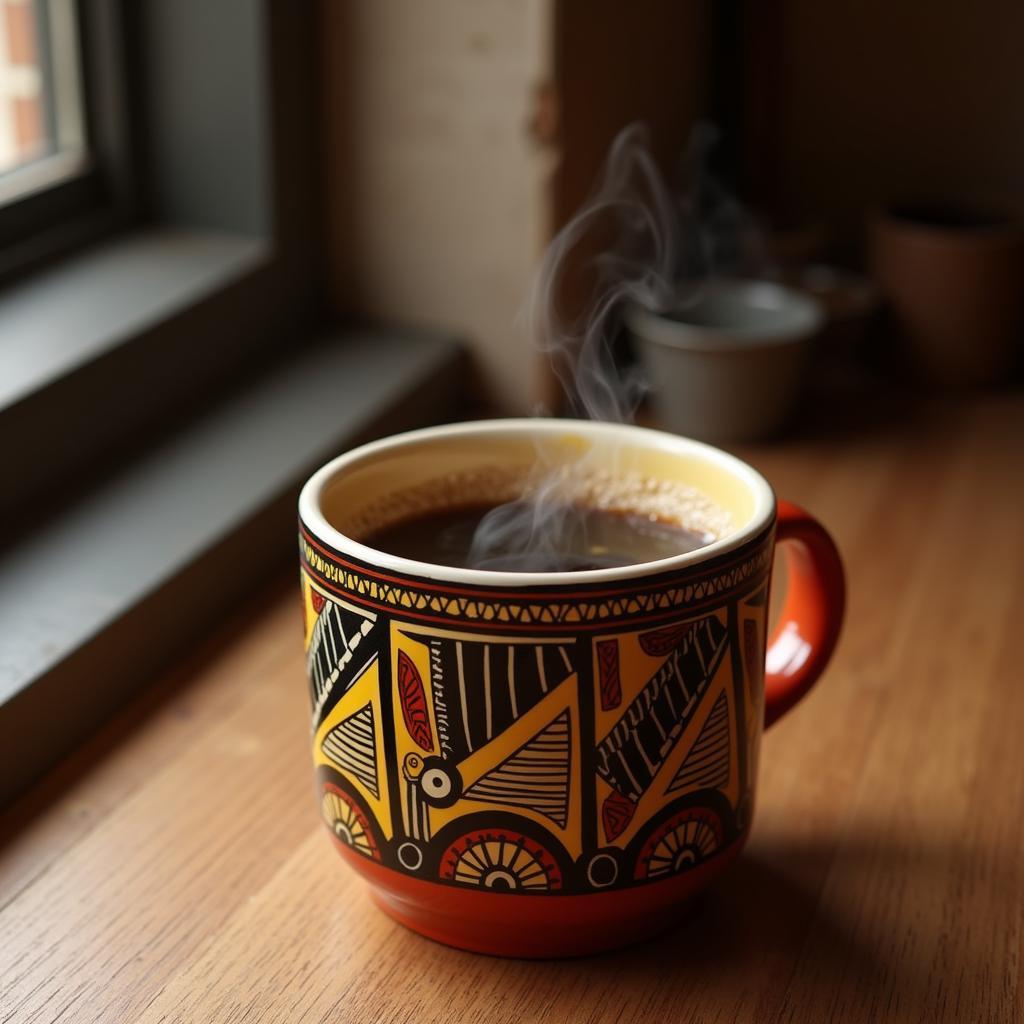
top-left (2, 394), bottom-right (1022, 1023)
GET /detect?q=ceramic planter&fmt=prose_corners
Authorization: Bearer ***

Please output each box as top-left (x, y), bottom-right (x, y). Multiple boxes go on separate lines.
top-left (626, 280), bottom-right (824, 442)
top-left (870, 204), bottom-right (1024, 387)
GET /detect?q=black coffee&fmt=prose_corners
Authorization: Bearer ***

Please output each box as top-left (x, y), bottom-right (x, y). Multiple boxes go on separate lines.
top-left (362, 502), bottom-right (713, 573)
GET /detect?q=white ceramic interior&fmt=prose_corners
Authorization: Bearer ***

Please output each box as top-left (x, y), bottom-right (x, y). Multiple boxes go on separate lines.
top-left (626, 279), bottom-right (825, 442)
top-left (299, 419), bottom-right (775, 587)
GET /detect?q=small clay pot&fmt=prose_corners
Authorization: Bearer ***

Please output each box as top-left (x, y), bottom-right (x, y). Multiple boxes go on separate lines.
top-left (869, 204), bottom-right (1024, 387)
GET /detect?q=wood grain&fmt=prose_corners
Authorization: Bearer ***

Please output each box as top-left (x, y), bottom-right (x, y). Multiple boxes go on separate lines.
top-left (2, 395), bottom-right (1022, 1023)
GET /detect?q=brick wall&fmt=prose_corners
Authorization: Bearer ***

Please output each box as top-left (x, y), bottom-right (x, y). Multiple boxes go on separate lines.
top-left (0, 0), bottom-right (43, 173)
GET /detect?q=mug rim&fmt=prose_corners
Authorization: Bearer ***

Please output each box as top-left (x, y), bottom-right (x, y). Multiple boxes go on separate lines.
top-left (298, 418), bottom-right (776, 588)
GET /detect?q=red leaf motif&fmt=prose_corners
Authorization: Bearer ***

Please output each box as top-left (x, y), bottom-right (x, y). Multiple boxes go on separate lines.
top-left (601, 791), bottom-right (637, 842)
top-left (397, 650), bottom-right (433, 751)
top-left (311, 591), bottom-right (326, 615)
top-left (597, 639), bottom-right (622, 711)
top-left (639, 623), bottom-right (689, 657)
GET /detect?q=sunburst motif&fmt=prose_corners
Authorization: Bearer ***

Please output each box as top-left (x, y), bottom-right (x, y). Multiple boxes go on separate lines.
top-left (440, 829), bottom-right (562, 891)
top-left (635, 807), bottom-right (723, 880)
top-left (321, 785), bottom-right (379, 860)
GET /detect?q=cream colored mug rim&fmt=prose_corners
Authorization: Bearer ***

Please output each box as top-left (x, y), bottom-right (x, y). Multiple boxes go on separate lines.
top-left (298, 419), bottom-right (776, 587)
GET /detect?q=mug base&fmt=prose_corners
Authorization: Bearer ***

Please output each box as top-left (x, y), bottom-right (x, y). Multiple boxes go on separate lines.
top-left (335, 835), bottom-right (746, 959)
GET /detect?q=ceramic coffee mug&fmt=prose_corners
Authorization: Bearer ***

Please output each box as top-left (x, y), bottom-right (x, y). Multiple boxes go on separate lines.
top-left (297, 420), bottom-right (844, 957)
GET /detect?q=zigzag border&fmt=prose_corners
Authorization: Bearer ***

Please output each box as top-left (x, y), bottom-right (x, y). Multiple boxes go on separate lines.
top-left (299, 520), bottom-right (774, 632)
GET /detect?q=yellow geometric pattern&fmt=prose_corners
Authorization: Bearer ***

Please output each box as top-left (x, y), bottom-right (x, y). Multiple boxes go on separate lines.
top-left (664, 684), bottom-right (740, 807)
top-left (428, 676), bottom-right (583, 859)
top-left (313, 658), bottom-right (393, 840)
top-left (391, 622), bottom-right (583, 859)
top-left (391, 622), bottom-right (443, 766)
top-left (300, 571), bottom-right (319, 651)
top-left (592, 610), bottom-right (735, 851)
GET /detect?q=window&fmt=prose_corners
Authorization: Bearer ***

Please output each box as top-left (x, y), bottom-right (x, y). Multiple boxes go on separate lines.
top-left (0, 0), bottom-right (125, 284)
top-left (0, 0), bottom-right (86, 199)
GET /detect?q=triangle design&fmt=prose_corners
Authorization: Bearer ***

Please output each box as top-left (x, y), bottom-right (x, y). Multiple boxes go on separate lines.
top-left (419, 636), bottom-right (575, 763)
top-left (321, 701), bottom-right (380, 798)
top-left (595, 614), bottom-right (729, 801)
top-left (463, 709), bottom-right (571, 828)
top-left (666, 691), bottom-right (730, 796)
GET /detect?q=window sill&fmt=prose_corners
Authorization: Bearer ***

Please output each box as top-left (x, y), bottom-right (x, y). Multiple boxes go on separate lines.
top-left (0, 226), bottom-right (298, 521)
top-left (0, 328), bottom-right (465, 806)
top-left (0, 226), bottom-right (268, 411)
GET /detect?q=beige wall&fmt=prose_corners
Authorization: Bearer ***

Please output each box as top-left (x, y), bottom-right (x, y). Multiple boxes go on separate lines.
top-left (321, 0), bottom-right (556, 414)
top-left (751, 0), bottom-right (1024, 241)
top-left (320, 1), bottom-right (710, 414)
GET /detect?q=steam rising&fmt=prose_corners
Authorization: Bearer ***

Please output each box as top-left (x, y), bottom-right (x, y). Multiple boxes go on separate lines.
top-left (528, 123), bottom-right (687, 423)
top-left (468, 123), bottom-right (734, 571)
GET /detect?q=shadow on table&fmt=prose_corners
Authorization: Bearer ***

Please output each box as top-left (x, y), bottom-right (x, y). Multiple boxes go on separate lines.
top-left (574, 845), bottom-right (892, 991)
top-left (495, 830), bottom-right (1016, 1011)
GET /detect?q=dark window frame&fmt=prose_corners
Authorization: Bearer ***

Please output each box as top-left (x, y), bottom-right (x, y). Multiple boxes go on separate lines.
top-left (0, 0), bottom-right (137, 284)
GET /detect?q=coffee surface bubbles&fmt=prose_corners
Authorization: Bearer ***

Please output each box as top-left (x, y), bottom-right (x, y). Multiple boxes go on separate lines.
top-left (362, 502), bottom-right (714, 573)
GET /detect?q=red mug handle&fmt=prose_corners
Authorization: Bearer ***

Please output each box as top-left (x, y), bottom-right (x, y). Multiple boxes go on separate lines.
top-left (764, 500), bottom-right (846, 728)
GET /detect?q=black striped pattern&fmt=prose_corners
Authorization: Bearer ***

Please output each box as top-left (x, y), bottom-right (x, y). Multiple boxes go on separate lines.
top-left (322, 701), bottom-right (379, 798)
top-left (595, 615), bottom-right (728, 801)
top-left (422, 636), bottom-right (575, 762)
top-left (307, 601), bottom-right (376, 718)
top-left (463, 710), bottom-right (571, 827)
top-left (666, 691), bottom-right (730, 795)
